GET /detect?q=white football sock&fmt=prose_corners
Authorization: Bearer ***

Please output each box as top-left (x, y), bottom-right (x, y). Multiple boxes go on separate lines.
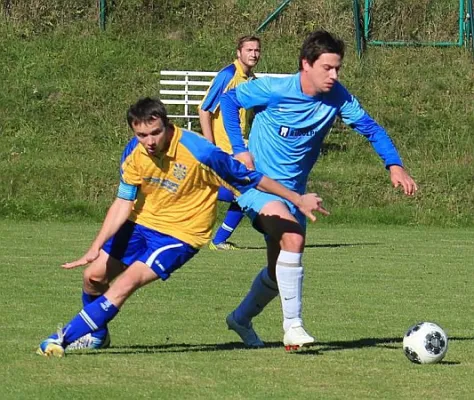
top-left (276, 250), bottom-right (304, 332)
top-left (233, 267), bottom-right (279, 327)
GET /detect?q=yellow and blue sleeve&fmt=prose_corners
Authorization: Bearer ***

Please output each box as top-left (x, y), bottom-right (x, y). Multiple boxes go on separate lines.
top-left (180, 130), bottom-right (263, 195)
top-left (118, 137), bottom-right (140, 200)
top-left (199, 64), bottom-right (236, 113)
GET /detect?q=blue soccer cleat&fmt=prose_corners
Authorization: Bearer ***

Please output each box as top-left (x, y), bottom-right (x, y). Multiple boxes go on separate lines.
top-left (226, 312), bottom-right (264, 348)
top-left (36, 325), bottom-right (66, 358)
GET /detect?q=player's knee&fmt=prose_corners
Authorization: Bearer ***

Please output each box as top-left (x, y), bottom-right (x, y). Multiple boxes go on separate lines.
top-left (280, 231), bottom-right (305, 252)
top-left (83, 265), bottom-right (109, 288)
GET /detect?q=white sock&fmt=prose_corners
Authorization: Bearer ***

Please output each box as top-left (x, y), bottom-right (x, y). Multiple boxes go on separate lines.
top-left (233, 267), bottom-right (279, 327)
top-left (276, 250), bottom-right (303, 332)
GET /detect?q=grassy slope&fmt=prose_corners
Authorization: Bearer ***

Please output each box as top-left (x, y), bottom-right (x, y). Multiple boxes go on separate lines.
top-left (0, 0), bottom-right (473, 225)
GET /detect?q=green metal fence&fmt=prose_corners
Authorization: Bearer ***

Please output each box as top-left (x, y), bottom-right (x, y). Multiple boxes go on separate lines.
top-left (354, 0), bottom-right (474, 57)
top-left (99, 0), bottom-right (106, 30)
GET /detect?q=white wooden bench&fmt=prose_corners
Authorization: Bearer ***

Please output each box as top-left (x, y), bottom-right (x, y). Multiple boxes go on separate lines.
top-left (159, 70), bottom-right (290, 130)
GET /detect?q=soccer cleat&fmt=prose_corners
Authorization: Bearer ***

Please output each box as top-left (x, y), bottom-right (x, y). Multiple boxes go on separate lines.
top-left (36, 325), bottom-right (67, 358)
top-left (208, 241), bottom-right (240, 250)
top-left (226, 312), bottom-right (264, 348)
top-left (283, 323), bottom-right (315, 351)
top-left (67, 331), bottom-right (111, 351)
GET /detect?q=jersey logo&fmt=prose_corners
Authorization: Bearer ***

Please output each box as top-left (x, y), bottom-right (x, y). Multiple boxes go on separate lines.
top-left (279, 125), bottom-right (319, 138)
top-left (279, 126), bottom-right (290, 138)
top-left (173, 163), bottom-right (187, 181)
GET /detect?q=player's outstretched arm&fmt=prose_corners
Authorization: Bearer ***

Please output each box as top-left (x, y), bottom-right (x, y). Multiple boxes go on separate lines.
top-left (389, 165), bottom-right (418, 196)
top-left (62, 197), bottom-right (134, 269)
top-left (256, 176), bottom-right (329, 222)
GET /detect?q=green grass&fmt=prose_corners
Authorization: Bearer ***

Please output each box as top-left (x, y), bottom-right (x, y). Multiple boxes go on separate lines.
top-left (1, 221), bottom-right (473, 399)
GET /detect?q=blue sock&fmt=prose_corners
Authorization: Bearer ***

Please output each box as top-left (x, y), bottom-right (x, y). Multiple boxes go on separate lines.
top-left (82, 291), bottom-right (100, 306)
top-left (217, 186), bottom-right (235, 202)
top-left (51, 295), bottom-right (119, 347)
top-left (213, 202), bottom-right (244, 245)
top-left (82, 291), bottom-right (108, 340)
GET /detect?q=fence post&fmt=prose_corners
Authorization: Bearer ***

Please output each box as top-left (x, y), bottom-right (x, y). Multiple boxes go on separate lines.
top-left (353, 0), bottom-right (363, 57)
top-left (3, 0), bottom-right (11, 17)
top-left (256, 0), bottom-right (292, 33)
top-left (184, 73), bottom-right (191, 130)
top-left (99, 0), bottom-right (106, 30)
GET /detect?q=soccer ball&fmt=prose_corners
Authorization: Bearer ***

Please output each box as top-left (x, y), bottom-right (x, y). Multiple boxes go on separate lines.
top-left (403, 322), bottom-right (448, 364)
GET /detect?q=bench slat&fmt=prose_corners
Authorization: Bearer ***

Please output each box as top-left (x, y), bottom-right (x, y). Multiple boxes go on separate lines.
top-left (160, 80), bottom-right (211, 87)
top-left (161, 99), bottom-right (201, 105)
top-left (160, 71), bottom-right (218, 77)
top-left (159, 70), bottom-right (291, 129)
top-left (160, 89), bottom-right (207, 96)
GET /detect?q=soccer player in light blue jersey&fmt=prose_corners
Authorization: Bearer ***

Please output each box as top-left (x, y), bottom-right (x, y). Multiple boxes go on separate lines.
top-left (220, 30), bottom-right (418, 351)
top-left (36, 97), bottom-right (328, 358)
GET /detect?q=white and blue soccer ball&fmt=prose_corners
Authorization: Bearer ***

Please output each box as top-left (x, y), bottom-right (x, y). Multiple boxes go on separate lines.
top-left (403, 322), bottom-right (448, 364)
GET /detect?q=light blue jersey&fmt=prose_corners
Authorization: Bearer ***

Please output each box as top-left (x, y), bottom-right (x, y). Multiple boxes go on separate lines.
top-left (221, 72), bottom-right (403, 194)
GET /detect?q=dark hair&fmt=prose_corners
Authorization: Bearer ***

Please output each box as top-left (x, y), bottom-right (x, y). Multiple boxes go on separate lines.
top-left (127, 97), bottom-right (170, 129)
top-left (237, 35), bottom-right (261, 51)
top-left (298, 30), bottom-right (345, 70)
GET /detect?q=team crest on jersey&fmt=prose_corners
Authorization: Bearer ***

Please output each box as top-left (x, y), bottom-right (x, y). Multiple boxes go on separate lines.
top-left (173, 163), bottom-right (187, 180)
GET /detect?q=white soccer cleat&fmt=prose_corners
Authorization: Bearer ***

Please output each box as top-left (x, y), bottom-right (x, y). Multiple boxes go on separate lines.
top-left (283, 323), bottom-right (315, 351)
top-left (67, 332), bottom-right (111, 351)
top-left (226, 312), bottom-right (264, 348)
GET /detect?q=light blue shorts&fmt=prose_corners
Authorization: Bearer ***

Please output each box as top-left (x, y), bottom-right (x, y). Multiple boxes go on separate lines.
top-left (237, 188), bottom-right (307, 234)
top-left (102, 220), bottom-right (198, 280)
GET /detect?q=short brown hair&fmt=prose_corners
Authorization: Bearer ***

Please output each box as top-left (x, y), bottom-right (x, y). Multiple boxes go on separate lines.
top-left (236, 35), bottom-right (261, 51)
top-left (298, 30), bottom-right (345, 70)
top-left (127, 97), bottom-right (170, 129)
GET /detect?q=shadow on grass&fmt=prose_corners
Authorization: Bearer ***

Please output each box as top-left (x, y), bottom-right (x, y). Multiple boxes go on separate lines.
top-left (239, 242), bottom-right (380, 250)
top-left (71, 336), bottom-right (470, 362)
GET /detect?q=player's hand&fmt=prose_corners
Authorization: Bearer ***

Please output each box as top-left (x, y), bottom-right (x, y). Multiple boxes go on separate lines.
top-left (298, 193), bottom-right (330, 222)
top-left (389, 165), bottom-right (418, 196)
top-left (62, 248), bottom-right (100, 269)
top-left (235, 151), bottom-right (255, 170)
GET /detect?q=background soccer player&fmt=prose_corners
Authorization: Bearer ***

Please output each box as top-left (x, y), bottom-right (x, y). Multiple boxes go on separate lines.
top-left (220, 30), bottom-right (418, 350)
top-left (37, 97), bottom-right (328, 357)
top-left (198, 35), bottom-right (261, 250)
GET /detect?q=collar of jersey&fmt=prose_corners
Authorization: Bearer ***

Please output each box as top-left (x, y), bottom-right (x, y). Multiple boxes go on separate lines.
top-left (233, 59), bottom-right (254, 80)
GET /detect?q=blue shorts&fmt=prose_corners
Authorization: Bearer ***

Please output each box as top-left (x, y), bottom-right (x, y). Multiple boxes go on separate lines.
top-left (102, 220), bottom-right (199, 281)
top-left (236, 188), bottom-right (306, 234)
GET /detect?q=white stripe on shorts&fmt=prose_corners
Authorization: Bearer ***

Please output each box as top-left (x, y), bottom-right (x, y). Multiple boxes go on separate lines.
top-left (145, 243), bottom-right (183, 272)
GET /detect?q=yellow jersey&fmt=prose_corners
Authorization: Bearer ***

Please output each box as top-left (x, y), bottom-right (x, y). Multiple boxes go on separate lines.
top-left (199, 60), bottom-right (254, 154)
top-left (119, 126), bottom-right (263, 248)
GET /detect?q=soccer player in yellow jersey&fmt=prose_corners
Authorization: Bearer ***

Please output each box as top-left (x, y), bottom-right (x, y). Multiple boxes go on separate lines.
top-left (199, 36), bottom-right (261, 250)
top-left (37, 97), bottom-right (329, 357)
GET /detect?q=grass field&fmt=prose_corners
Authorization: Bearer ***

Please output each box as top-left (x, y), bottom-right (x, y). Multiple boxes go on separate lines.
top-left (1, 221), bottom-right (473, 399)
